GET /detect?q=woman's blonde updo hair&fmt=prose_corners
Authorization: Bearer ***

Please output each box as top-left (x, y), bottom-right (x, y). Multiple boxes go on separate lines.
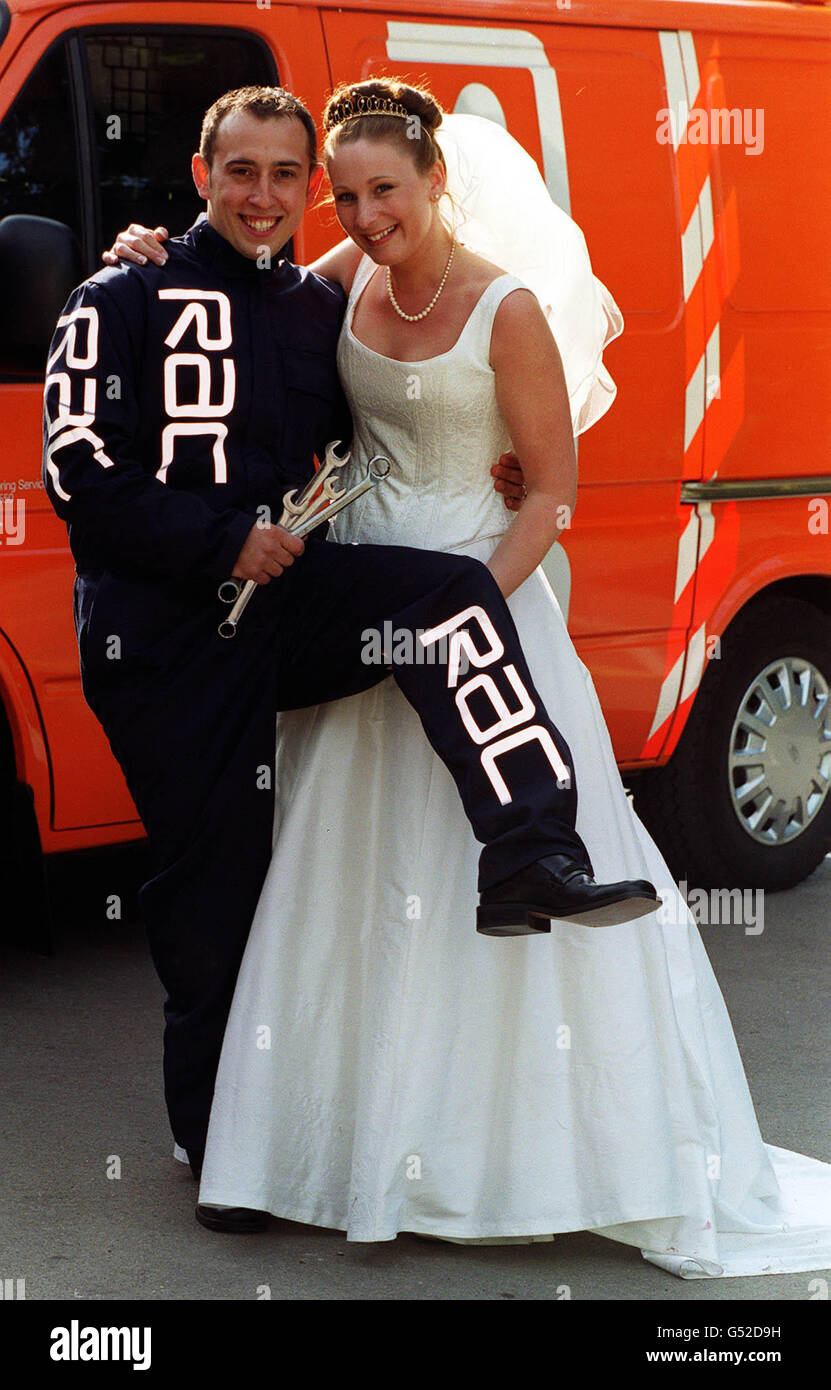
top-left (322, 78), bottom-right (446, 180)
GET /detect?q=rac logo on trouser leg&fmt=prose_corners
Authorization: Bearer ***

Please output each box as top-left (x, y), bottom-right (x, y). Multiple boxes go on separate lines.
top-left (419, 605), bottom-right (571, 805)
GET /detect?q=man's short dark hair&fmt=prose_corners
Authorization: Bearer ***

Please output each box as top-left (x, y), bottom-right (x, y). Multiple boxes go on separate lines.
top-left (200, 87), bottom-right (318, 169)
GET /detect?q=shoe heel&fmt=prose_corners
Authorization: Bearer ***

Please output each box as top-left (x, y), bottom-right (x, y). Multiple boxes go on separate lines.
top-left (476, 905), bottom-right (551, 937)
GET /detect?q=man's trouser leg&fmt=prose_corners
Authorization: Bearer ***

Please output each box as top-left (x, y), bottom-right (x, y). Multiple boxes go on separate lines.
top-left (76, 542), bottom-right (590, 1174)
top-left (77, 569), bottom-right (292, 1177)
top-left (270, 541), bottom-right (591, 889)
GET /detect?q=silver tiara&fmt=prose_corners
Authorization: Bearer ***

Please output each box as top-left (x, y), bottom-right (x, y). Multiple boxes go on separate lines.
top-left (324, 93), bottom-right (411, 133)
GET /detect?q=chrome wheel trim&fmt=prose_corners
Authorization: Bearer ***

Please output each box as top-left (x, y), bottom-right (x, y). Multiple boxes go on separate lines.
top-left (728, 656), bottom-right (831, 846)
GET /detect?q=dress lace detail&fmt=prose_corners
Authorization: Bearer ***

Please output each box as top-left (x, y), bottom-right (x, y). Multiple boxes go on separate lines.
top-left (333, 256), bottom-right (525, 555)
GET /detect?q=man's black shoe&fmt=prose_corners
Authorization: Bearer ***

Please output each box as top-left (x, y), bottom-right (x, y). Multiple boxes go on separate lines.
top-left (477, 854), bottom-right (660, 936)
top-left (195, 1203), bottom-right (268, 1234)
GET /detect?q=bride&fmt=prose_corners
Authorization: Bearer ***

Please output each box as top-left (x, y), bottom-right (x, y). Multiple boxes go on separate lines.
top-left (111, 78), bottom-right (831, 1276)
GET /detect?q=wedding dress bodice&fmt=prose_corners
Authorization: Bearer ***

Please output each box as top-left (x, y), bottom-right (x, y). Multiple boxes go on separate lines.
top-left (333, 255), bottom-right (525, 554)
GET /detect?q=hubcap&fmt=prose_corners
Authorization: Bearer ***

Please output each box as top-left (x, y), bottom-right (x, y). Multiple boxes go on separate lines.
top-left (729, 657), bottom-right (831, 845)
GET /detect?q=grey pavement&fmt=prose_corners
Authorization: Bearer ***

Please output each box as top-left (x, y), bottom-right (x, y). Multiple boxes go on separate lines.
top-left (1, 843), bottom-right (829, 1302)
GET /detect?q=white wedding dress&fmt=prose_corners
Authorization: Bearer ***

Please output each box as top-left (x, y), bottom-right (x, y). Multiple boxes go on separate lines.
top-left (198, 255), bottom-right (831, 1277)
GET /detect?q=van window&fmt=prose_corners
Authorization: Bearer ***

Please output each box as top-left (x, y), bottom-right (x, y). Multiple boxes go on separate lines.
top-left (0, 26), bottom-right (276, 374)
top-left (0, 41), bottom-right (81, 238)
top-left (83, 31), bottom-right (276, 252)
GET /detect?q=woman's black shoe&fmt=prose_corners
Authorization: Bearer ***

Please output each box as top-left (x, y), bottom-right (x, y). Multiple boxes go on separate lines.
top-left (195, 1203), bottom-right (268, 1233)
top-left (477, 854), bottom-right (659, 935)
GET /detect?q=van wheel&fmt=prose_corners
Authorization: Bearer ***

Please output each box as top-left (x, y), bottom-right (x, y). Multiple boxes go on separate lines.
top-left (629, 597), bottom-right (831, 891)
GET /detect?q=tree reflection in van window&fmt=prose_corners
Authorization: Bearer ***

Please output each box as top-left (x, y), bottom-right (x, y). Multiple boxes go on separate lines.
top-left (84, 31), bottom-right (275, 253)
top-left (0, 41), bottom-right (81, 236)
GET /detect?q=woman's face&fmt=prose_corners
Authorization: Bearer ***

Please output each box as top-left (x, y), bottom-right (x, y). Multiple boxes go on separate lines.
top-left (327, 135), bottom-right (444, 264)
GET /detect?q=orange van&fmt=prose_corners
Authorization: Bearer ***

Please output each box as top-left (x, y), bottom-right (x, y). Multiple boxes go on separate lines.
top-left (1, 0), bottom-right (829, 917)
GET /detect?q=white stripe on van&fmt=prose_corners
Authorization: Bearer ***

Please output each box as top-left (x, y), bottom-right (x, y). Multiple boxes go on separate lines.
top-left (662, 29), bottom-right (720, 452)
top-left (679, 621), bottom-right (707, 704)
top-left (648, 35), bottom-right (726, 755)
top-left (645, 616), bottom-right (709, 744)
top-left (682, 175), bottom-right (715, 300)
top-left (658, 31), bottom-right (687, 150)
top-left (386, 21), bottom-right (571, 213)
top-left (678, 31), bottom-right (701, 106)
top-left (681, 197), bottom-right (704, 299)
top-left (685, 350), bottom-right (706, 452)
top-left (674, 499), bottom-right (716, 604)
top-left (698, 499), bottom-right (715, 558)
top-left (646, 647), bottom-right (685, 741)
top-left (685, 318), bottom-right (721, 451)
top-left (705, 319), bottom-right (720, 411)
top-left (698, 174), bottom-right (715, 270)
top-left (673, 510), bottom-right (699, 603)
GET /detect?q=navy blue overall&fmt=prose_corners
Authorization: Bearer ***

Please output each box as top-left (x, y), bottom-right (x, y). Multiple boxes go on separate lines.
top-left (43, 217), bottom-right (591, 1175)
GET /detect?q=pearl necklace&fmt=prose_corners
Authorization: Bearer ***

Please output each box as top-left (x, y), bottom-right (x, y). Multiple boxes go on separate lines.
top-left (386, 239), bottom-right (456, 322)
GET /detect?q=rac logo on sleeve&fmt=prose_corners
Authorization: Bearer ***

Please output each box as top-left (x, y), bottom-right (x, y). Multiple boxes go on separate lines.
top-left (44, 306), bottom-right (115, 502)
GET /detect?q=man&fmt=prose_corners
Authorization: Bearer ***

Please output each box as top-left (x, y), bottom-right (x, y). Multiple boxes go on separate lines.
top-left (43, 86), bottom-right (656, 1231)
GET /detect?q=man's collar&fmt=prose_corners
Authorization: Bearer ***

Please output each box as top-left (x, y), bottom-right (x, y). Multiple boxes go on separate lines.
top-left (184, 213), bottom-right (294, 281)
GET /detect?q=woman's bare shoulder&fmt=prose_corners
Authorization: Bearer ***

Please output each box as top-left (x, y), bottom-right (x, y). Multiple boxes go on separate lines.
top-left (457, 244), bottom-right (512, 291)
top-left (489, 283), bottom-right (558, 371)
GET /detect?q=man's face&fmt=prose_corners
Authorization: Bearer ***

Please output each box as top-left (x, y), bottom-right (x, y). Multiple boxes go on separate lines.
top-left (192, 111), bottom-right (323, 260)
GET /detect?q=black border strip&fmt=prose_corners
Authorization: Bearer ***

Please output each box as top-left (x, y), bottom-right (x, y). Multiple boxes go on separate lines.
top-left (66, 32), bottom-right (98, 277)
top-left (681, 477), bottom-right (831, 502)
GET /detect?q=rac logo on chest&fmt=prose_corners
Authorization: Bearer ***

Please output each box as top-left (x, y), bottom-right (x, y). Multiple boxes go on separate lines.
top-left (158, 289), bottom-right (236, 485)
